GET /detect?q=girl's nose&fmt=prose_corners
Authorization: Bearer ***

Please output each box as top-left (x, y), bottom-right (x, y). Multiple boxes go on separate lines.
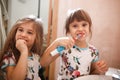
top-left (21, 32), bottom-right (27, 38)
top-left (78, 26), bottom-right (83, 31)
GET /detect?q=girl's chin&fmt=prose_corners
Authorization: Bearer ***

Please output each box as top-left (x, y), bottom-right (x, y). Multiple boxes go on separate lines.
top-left (77, 38), bottom-right (86, 41)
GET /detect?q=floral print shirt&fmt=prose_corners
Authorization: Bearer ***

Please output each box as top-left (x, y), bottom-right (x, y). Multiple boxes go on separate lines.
top-left (57, 44), bottom-right (99, 80)
top-left (1, 52), bottom-right (41, 80)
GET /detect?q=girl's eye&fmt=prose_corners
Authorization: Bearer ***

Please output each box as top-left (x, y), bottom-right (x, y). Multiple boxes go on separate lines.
top-left (73, 24), bottom-right (78, 28)
top-left (27, 31), bottom-right (33, 34)
top-left (18, 28), bottom-right (23, 32)
top-left (82, 23), bottom-right (87, 27)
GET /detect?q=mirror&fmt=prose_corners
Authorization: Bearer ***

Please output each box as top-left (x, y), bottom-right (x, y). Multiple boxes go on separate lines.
top-left (0, 0), bottom-right (53, 79)
top-left (0, 0), bottom-right (51, 48)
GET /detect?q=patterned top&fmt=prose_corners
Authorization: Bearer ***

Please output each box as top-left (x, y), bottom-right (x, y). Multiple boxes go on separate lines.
top-left (57, 44), bottom-right (99, 80)
top-left (1, 52), bottom-right (41, 80)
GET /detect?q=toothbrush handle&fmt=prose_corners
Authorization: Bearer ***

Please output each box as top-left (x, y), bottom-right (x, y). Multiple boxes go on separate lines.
top-left (50, 46), bottom-right (65, 56)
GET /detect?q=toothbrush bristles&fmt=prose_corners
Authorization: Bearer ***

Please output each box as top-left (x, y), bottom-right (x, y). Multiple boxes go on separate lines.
top-left (76, 34), bottom-right (81, 39)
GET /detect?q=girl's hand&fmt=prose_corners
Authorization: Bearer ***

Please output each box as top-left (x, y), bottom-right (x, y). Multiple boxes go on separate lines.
top-left (40, 37), bottom-right (75, 67)
top-left (91, 60), bottom-right (108, 74)
top-left (54, 37), bottom-right (75, 49)
top-left (16, 39), bottom-right (28, 54)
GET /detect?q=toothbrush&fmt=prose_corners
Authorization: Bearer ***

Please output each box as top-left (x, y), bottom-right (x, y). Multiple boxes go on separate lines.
top-left (50, 46), bottom-right (65, 56)
top-left (50, 34), bottom-right (81, 56)
top-left (75, 34), bottom-right (81, 40)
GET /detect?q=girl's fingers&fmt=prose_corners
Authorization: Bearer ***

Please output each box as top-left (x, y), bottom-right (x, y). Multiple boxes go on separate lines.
top-left (65, 41), bottom-right (74, 49)
top-left (97, 61), bottom-right (105, 67)
top-left (55, 37), bottom-right (75, 49)
top-left (101, 64), bottom-right (108, 71)
top-left (97, 61), bottom-right (108, 72)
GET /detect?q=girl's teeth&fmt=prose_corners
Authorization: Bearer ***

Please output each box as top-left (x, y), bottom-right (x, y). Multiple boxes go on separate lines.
top-left (76, 34), bottom-right (81, 39)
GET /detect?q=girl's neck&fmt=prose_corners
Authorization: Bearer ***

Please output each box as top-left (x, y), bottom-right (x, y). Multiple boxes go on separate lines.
top-left (28, 49), bottom-right (32, 57)
top-left (75, 40), bottom-right (88, 48)
top-left (28, 47), bottom-right (32, 56)
top-left (28, 52), bottom-right (32, 57)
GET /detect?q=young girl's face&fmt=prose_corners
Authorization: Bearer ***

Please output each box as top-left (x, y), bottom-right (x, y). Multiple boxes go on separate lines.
top-left (15, 22), bottom-right (36, 49)
top-left (68, 20), bottom-right (90, 41)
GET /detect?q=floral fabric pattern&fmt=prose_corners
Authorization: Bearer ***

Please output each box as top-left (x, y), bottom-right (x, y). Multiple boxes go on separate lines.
top-left (57, 44), bottom-right (99, 80)
top-left (1, 52), bottom-right (41, 80)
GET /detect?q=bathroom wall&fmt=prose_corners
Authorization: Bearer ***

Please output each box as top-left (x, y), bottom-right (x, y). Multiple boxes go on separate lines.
top-left (7, 0), bottom-right (49, 34)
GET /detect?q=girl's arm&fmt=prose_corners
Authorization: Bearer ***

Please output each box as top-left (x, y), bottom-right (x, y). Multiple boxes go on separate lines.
top-left (90, 60), bottom-right (108, 75)
top-left (40, 37), bottom-right (74, 67)
top-left (40, 40), bottom-right (60, 67)
top-left (6, 52), bottom-right (28, 80)
top-left (6, 39), bottom-right (28, 80)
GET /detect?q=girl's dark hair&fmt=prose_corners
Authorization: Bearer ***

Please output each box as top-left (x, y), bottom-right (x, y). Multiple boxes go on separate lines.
top-left (65, 8), bottom-right (92, 37)
top-left (0, 15), bottom-right (43, 63)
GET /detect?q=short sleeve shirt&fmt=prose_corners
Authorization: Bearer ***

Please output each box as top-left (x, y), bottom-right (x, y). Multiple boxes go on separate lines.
top-left (57, 44), bottom-right (99, 80)
top-left (1, 52), bottom-right (41, 80)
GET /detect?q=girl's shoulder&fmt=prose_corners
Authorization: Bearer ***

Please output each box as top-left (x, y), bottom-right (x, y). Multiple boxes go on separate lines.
top-left (2, 52), bottom-right (14, 59)
top-left (88, 44), bottom-right (97, 49)
top-left (88, 44), bottom-right (99, 53)
top-left (1, 52), bottom-right (16, 71)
